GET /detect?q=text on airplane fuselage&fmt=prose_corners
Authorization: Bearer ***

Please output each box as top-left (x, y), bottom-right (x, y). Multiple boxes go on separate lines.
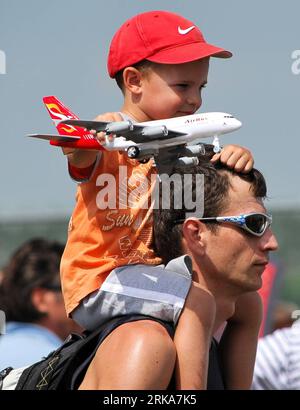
top-left (184, 116), bottom-right (208, 124)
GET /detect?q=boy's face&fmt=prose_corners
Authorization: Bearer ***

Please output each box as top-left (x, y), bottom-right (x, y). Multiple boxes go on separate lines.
top-left (139, 58), bottom-right (209, 121)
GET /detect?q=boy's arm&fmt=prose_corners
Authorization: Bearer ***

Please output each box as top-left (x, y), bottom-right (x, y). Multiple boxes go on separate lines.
top-left (65, 112), bottom-right (123, 180)
top-left (211, 144), bottom-right (254, 173)
top-left (218, 291), bottom-right (263, 389)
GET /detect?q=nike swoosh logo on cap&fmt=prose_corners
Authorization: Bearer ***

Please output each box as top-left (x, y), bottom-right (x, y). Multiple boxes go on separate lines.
top-left (178, 25), bottom-right (195, 35)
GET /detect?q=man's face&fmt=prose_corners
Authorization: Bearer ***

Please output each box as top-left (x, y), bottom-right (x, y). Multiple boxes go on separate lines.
top-left (139, 58), bottom-right (209, 121)
top-left (201, 175), bottom-right (278, 294)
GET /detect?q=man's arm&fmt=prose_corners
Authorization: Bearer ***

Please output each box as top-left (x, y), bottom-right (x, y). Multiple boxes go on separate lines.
top-left (218, 291), bottom-right (263, 389)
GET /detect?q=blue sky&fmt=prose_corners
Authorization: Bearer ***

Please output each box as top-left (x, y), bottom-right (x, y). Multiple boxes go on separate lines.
top-left (1, 0), bottom-right (300, 219)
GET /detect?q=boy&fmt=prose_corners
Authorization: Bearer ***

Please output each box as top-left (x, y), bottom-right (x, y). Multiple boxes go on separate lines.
top-left (60, 10), bottom-right (253, 389)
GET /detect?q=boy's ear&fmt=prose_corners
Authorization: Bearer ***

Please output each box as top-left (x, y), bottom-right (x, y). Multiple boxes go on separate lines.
top-left (123, 67), bottom-right (143, 94)
top-left (182, 218), bottom-right (206, 256)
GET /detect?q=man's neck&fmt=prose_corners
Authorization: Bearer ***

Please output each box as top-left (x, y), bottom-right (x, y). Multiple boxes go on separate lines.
top-left (213, 296), bottom-right (236, 333)
top-left (192, 268), bottom-right (240, 331)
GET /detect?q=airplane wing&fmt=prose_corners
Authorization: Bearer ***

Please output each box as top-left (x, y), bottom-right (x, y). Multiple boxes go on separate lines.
top-left (61, 119), bottom-right (187, 143)
top-left (27, 133), bottom-right (81, 142)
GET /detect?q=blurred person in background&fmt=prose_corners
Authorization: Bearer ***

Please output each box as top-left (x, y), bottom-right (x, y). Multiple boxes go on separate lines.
top-left (0, 238), bottom-right (82, 369)
top-left (271, 301), bottom-right (299, 332)
top-left (252, 317), bottom-right (300, 390)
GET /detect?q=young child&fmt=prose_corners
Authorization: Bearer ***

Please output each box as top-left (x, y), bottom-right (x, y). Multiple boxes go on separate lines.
top-left (60, 10), bottom-right (253, 389)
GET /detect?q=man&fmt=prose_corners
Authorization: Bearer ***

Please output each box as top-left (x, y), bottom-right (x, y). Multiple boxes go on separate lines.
top-left (0, 238), bottom-right (82, 369)
top-left (79, 157), bottom-right (278, 389)
top-left (153, 158), bottom-right (279, 388)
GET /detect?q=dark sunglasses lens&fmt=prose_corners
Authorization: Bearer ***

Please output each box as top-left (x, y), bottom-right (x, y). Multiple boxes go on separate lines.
top-left (245, 214), bottom-right (266, 234)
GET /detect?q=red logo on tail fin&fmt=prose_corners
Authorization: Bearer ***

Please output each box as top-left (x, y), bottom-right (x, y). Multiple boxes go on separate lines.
top-left (43, 96), bottom-right (86, 137)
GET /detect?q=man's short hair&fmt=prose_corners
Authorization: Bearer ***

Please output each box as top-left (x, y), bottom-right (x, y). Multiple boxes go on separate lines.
top-left (153, 158), bottom-right (267, 264)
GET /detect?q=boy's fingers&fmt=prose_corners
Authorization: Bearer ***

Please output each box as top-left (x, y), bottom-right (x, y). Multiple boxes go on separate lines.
top-left (217, 148), bottom-right (237, 166)
top-left (229, 154), bottom-right (254, 173)
top-left (95, 131), bottom-right (106, 144)
top-left (90, 129), bottom-right (104, 143)
top-left (92, 112), bottom-right (123, 144)
top-left (239, 157), bottom-right (254, 173)
top-left (231, 156), bottom-right (248, 172)
top-left (210, 153), bottom-right (221, 162)
top-left (210, 149), bottom-right (236, 164)
top-left (223, 150), bottom-right (246, 168)
top-left (210, 145), bottom-right (254, 173)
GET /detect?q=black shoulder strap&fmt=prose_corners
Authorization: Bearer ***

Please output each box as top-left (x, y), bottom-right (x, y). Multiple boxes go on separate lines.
top-left (207, 338), bottom-right (225, 390)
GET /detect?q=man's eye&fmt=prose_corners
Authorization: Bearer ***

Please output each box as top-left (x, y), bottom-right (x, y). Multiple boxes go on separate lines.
top-left (176, 84), bottom-right (188, 88)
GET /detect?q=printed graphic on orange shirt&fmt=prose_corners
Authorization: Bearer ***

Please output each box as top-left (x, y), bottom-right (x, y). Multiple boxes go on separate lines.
top-left (101, 210), bottom-right (134, 231)
top-left (119, 236), bottom-right (153, 264)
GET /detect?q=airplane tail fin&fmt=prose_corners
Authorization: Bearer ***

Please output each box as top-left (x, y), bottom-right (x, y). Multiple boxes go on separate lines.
top-left (43, 96), bottom-right (86, 137)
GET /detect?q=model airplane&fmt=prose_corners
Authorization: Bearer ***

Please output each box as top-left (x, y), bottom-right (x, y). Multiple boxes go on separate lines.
top-left (27, 96), bottom-right (242, 174)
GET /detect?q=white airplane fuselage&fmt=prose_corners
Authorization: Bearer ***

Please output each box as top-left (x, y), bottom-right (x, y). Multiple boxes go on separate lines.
top-left (103, 112), bottom-right (242, 151)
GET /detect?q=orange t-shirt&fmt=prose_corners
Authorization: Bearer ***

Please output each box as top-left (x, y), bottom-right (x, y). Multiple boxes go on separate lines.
top-left (60, 150), bottom-right (162, 315)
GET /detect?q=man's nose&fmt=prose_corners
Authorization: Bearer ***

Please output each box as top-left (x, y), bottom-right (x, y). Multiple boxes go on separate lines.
top-left (262, 229), bottom-right (279, 252)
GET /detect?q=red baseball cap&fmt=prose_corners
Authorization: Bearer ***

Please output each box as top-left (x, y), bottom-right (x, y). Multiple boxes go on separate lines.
top-left (107, 10), bottom-right (232, 78)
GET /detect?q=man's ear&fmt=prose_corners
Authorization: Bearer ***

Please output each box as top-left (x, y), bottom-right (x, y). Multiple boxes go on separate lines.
top-left (123, 67), bottom-right (143, 95)
top-left (182, 218), bottom-right (206, 256)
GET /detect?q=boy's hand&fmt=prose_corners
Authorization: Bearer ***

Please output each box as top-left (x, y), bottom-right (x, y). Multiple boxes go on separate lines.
top-left (210, 144), bottom-right (254, 173)
top-left (64, 112), bottom-right (123, 169)
top-left (92, 112), bottom-right (123, 144)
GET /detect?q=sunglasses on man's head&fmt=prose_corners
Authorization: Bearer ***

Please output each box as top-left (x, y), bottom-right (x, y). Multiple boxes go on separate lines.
top-left (175, 213), bottom-right (272, 237)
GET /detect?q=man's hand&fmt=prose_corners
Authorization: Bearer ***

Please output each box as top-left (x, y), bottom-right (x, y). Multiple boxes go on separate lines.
top-left (210, 144), bottom-right (254, 173)
top-left (91, 112), bottom-right (123, 144)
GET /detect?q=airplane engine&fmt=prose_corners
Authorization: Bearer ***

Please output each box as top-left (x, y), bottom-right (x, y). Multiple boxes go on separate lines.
top-left (127, 146), bottom-right (156, 160)
top-left (105, 121), bottom-right (134, 134)
top-left (174, 156), bottom-right (199, 167)
top-left (183, 144), bottom-right (206, 156)
top-left (142, 126), bottom-right (168, 138)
